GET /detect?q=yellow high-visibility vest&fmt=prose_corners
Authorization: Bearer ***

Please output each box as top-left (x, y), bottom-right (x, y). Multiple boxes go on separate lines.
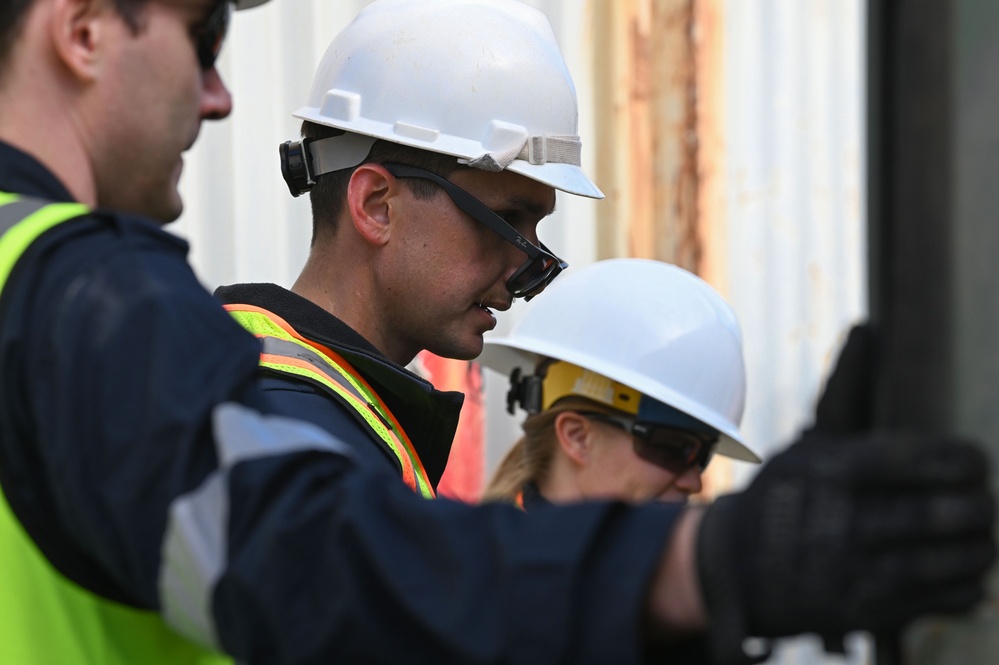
top-left (0, 192), bottom-right (230, 664)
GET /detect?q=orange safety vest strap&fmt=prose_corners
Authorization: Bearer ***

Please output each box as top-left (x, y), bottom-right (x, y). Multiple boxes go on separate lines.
top-left (257, 343), bottom-right (422, 494)
top-left (226, 304), bottom-right (433, 496)
top-left (259, 336), bottom-right (371, 407)
top-left (225, 304), bottom-right (435, 499)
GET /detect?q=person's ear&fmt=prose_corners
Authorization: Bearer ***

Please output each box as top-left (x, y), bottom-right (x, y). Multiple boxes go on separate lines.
top-left (49, 0), bottom-right (109, 82)
top-left (346, 164), bottom-right (399, 247)
top-left (554, 411), bottom-right (593, 467)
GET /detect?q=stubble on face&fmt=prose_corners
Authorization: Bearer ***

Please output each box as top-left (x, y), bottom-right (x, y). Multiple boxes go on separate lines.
top-left (378, 170), bottom-right (555, 364)
top-left (92, 0), bottom-right (220, 223)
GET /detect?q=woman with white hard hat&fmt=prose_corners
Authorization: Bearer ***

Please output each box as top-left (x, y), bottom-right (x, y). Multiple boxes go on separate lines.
top-left (478, 258), bottom-right (760, 508)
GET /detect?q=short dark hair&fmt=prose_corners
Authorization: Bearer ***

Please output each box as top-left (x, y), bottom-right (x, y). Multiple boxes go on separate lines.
top-left (301, 120), bottom-right (463, 246)
top-left (0, 0), bottom-right (148, 74)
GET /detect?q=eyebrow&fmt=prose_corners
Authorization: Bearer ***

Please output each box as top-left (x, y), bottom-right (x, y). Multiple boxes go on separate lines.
top-left (178, 0), bottom-right (219, 21)
top-left (161, 0), bottom-right (215, 21)
top-left (505, 196), bottom-right (558, 219)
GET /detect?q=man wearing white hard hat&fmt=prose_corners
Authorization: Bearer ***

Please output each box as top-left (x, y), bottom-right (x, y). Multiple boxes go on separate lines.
top-left (217, 0), bottom-right (602, 497)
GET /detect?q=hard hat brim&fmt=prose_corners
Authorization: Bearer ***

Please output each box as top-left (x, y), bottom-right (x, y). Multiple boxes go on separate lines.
top-left (479, 338), bottom-right (761, 464)
top-left (292, 111), bottom-right (604, 199)
top-left (506, 161), bottom-right (604, 199)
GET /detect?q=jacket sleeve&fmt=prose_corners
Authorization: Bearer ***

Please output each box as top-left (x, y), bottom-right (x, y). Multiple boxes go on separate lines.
top-left (11, 221), bottom-right (684, 665)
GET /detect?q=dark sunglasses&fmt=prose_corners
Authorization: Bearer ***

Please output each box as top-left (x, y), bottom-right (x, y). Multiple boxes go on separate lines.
top-left (382, 162), bottom-right (567, 300)
top-left (195, 1), bottom-right (231, 70)
top-left (579, 411), bottom-right (717, 475)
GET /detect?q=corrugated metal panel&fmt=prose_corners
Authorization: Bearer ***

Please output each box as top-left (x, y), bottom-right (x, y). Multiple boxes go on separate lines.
top-left (591, 0), bottom-right (702, 269)
top-left (718, 1), bottom-right (868, 662)
top-left (175, 2), bottom-right (868, 661)
top-left (720, 0), bottom-right (867, 476)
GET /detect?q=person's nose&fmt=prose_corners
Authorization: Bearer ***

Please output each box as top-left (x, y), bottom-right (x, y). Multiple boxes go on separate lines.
top-left (520, 222), bottom-right (541, 247)
top-left (499, 240), bottom-right (527, 281)
top-left (674, 465), bottom-right (704, 495)
top-left (201, 67), bottom-right (234, 121)
top-left (497, 223), bottom-right (541, 287)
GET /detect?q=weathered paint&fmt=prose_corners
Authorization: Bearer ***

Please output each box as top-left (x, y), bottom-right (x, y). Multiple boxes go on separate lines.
top-left (175, 15), bottom-right (872, 663)
top-left (692, 0), bottom-right (736, 501)
top-left (592, 0), bottom-right (702, 272)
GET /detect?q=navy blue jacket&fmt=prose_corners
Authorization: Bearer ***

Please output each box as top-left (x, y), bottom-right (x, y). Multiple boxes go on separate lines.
top-left (213, 283), bottom-right (461, 489)
top-left (0, 141), bottom-right (686, 664)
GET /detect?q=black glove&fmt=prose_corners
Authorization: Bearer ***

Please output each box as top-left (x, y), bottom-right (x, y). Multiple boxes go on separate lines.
top-left (696, 325), bottom-right (998, 664)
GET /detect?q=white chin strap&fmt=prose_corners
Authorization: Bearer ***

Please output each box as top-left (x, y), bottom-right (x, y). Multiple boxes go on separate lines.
top-left (461, 135), bottom-right (582, 172)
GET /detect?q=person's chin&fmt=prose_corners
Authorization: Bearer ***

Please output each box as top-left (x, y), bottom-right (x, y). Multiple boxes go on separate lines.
top-left (433, 335), bottom-right (484, 362)
top-left (452, 343), bottom-right (484, 362)
top-left (150, 191), bottom-right (184, 224)
top-left (161, 166), bottom-right (185, 221)
top-left (138, 165), bottom-right (185, 223)
top-left (464, 331), bottom-right (487, 360)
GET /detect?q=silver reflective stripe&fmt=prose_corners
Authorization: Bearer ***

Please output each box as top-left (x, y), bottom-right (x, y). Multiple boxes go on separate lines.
top-left (0, 198), bottom-right (49, 236)
top-left (211, 401), bottom-right (352, 468)
top-left (161, 473), bottom-right (228, 649)
top-left (260, 336), bottom-right (368, 404)
top-left (160, 403), bottom-right (352, 649)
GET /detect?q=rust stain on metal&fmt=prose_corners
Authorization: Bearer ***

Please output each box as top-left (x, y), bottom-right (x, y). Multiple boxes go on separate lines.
top-left (590, 0), bottom-right (622, 260)
top-left (693, 0), bottom-right (729, 297)
top-left (628, 3), bottom-right (654, 262)
top-left (592, 0), bottom-right (649, 261)
top-left (648, 0), bottom-right (701, 272)
top-left (689, 0), bottom-right (732, 499)
top-left (591, 0), bottom-right (704, 272)
top-left (591, 0), bottom-right (733, 498)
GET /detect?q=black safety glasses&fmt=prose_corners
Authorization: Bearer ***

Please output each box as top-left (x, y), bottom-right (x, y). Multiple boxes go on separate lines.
top-left (194, 1), bottom-right (231, 70)
top-left (580, 412), bottom-right (717, 474)
top-left (383, 162), bottom-right (567, 300)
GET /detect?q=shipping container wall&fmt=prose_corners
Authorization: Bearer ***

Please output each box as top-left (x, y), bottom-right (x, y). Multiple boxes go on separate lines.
top-left (175, 2), bottom-right (868, 662)
top-left (720, 0), bottom-right (867, 479)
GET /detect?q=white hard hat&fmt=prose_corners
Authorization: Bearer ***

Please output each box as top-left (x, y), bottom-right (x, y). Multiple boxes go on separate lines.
top-left (478, 259), bottom-right (759, 463)
top-left (292, 0), bottom-right (602, 199)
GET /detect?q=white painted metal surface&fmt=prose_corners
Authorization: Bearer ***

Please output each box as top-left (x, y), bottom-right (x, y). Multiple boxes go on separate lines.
top-left (722, 0), bottom-right (867, 476)
top-left (175, 2), bottom-right (868, 662)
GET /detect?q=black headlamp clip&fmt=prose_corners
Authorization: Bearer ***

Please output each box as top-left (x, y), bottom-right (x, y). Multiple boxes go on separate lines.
top-left (505, 367), bottom-right (543, 415)
top-left (279, 138), bottom-right (316, 198)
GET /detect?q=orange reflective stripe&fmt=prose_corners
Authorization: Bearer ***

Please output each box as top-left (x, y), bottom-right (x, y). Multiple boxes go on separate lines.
top-left (258, 351), bottom-right (420, 492)
top-left (229, 304), bottom-right (433, 496)
top-left (227, 304), bottom-right (434, 498)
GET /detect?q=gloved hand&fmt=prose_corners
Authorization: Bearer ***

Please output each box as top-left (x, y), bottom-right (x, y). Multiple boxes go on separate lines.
top-left (696, 325), bottom-right (998, 665)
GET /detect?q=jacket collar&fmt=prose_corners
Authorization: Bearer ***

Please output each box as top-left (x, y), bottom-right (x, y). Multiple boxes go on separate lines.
top-left (214, 283), bottom-right (464, 486)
